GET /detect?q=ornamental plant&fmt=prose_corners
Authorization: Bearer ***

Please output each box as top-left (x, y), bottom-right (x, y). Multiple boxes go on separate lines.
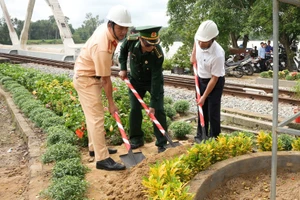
top-left (52, 158), bottom-right (89, 179)
top-left (169, 121), bottom-right (193, 139)
top-left (42, 175), bottom-right (88, 200)
top-left (293, 80), bottom-right (300, 99)
top-left (278, 134), bottom-right (295, 151)
top-left (143, 134), bottom-right (254, 199)
top-left (173, 100), bottom-right (190, 114)
top-left (292, 137), bottom-right (300, 151)
top-left (164, 103), bottom-right (177, 119)
top-left (256, 130), bottom-right (283, 151)
top-left (46, 125), bottom-right (78, 146)
top-left (41, 143), bottom-right (80, 163)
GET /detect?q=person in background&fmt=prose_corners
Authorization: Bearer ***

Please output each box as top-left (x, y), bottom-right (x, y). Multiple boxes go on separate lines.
top-left (118, 26), bottom-right (168, 153)
top-left (258, 42), bottom-right (266, 72)
top-left (265, 40), bottom-right (273, 59)
top-left (190, 20), bottom-right (225, 143)
top-left (73, 5), bottom-right (132, 171)
top-left (250, 46), bottom-right (258, 57)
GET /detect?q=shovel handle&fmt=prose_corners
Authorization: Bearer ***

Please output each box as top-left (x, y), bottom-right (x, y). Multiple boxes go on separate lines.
top-left (113, 112), bottom-right (131, 151)
top-left (193, 63), bottom-right (207, 138)
top-left (124, 78), bottom-right (166, 136)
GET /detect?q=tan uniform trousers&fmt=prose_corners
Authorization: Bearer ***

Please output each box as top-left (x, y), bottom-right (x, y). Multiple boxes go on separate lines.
top-left (73, 75), bottom-right (109, 161)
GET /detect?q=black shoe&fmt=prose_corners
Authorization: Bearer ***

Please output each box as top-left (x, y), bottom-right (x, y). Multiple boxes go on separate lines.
top-left (89, 148), bottom-right (118, 157)
top-left (194, 136), bottom-right (202, 144)
top-left (158, 146), bottom-right (166, 153)
top-left (108, 148), bottom-right (117, 154)
top-left (96, 157), bottom-right (126, 171)
top-left (130, 143), bottom-right (144, 149)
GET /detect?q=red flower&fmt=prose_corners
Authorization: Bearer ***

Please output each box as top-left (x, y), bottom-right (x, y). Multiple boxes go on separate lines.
top-left (75, 129), bottom-right (84, 139)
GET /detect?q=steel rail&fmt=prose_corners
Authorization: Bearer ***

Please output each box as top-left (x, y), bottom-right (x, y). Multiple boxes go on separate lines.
top-left (0, 53), bottom-right (299, 105)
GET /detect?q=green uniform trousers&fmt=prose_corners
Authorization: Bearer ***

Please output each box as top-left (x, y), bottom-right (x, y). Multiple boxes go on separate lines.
top-left (128, 82), bottom-right (167, 147)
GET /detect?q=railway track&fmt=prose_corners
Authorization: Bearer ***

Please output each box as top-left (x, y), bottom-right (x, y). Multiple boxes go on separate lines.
top-left (1, 53), bottom-right (299, 105)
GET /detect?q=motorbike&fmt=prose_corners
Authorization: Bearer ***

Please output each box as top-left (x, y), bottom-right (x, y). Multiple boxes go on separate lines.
top-left (265, 53), bottom-right (287, 71)
top-left (293, 52), bottom-right (300, 72)
top-left (226, 55), bottom-right (253, 76)
top-left (225, 59), bottom-right (244, 78)
top-left (250, 57), bottom-right (261, 73)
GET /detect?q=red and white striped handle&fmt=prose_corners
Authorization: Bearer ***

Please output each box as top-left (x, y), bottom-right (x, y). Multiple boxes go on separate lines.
top-left (113, 112), bottom-right (131, 151)
top-left (124, 78), bottom-right (166, 136)
top-left (193, 63), bottom-right (205, 127)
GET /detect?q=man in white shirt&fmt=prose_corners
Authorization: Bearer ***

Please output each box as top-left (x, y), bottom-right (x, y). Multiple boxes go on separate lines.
top-left (258, 42), bottom-right (266, 72)
top-left (190, 20), bottom-right (225, 143)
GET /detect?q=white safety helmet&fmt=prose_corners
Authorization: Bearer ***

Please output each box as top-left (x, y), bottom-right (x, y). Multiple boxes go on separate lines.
top-left (106, 5), bottom-right (133, 27)
top-left (195, 20), bottom-right (219, 42)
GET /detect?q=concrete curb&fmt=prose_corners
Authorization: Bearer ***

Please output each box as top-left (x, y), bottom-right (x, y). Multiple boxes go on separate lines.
top-left (188, 151), bottom-right (300, 200)
top-left (256, 77), bottom-right (297, 87)
top-left (0, 86), bottom-right (44, 200)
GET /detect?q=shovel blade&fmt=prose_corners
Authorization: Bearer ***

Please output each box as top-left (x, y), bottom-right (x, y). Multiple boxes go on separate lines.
top-left (166, 141), bottom-right (181, 148)
top-left (120, 151), bottom-right (145, 168)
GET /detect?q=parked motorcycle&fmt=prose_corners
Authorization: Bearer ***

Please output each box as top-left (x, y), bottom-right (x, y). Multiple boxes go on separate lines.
top-left (265, 53), bottom-right (286, 71)
top-left (250, 57), bottom-right (261, 73)
top-left (225, 61), bottom-right (244, 78)
top-left (293, 52), bottom-right (300, 72)
top-left (226, 55), bottom-right (253, 76)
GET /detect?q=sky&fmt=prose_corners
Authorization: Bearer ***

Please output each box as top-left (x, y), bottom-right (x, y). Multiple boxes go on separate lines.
top-left (3, 0), bottom-right (170, 29)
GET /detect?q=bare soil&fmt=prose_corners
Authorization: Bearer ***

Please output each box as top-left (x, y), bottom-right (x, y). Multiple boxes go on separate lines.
top-left (1, 94), bottom-right (300, 200)
top-left (0, 95), bottom-right (29, 200)
top-left (205, 168), bottom-right (300, 200)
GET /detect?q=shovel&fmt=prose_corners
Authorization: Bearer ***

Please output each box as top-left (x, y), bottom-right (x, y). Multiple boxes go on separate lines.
top-left (124, 78), bottom-right (181, 147)
top-left (193, 63), bottom-right (208, 142)
top-left (113, 112), bottom-right (145, 168)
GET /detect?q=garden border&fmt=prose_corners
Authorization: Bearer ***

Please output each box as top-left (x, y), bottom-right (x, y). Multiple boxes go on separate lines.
top-left (188, 151), bottom-right (300, 200)
top-left (0, 85), bottom-right (44, 199)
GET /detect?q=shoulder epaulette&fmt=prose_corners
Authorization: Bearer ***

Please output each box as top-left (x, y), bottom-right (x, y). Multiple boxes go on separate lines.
top-left (154, 47), bottom-right (163, 58)
top-left (127, 33), bottom-right (139, 41)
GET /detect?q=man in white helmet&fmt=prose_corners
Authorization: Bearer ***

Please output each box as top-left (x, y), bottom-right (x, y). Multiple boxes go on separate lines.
top-left (73, 5), bottom-right (132, 171)
top-left (190, 20), bottom-right (225, 143)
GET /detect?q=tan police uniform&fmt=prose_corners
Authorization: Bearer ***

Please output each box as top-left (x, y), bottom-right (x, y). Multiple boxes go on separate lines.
top-left (73, 23), bottom-right (118, 161)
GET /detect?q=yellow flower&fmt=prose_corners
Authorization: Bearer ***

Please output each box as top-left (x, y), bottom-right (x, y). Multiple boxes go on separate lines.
top-left (109, 125), bottom-right (114, 132)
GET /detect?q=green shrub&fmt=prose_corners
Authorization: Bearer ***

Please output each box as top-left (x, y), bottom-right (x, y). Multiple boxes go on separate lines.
top-left (286, 74), bottom-right (295, 80)
top-left (33, 111), bottom-right (57, 127)
top-left (42, 143), bottom-right (80, 163)
top-left (163, 58), bottom-right (173, 70)
top-left (166, 116), bottom-right (172, 128)
top-left (41, 116), bottom-right (65, 129)
top-left (3, 82), bottom-right (22, 91)
top-left (293, 80), bottom-right (300, 99)
top-left (10, 85), bottom-right (27, 94)
top-left (52, 158), bottom-right (89, 179)
top-left (29, 107), bottom-right (49, 121)
top-left (21, 101), bottom-right (43, 116)
top-left (260, 71), bottom-right (269, 78)
top-left (278, 134), bottom-right (295, 151)
top-left (173, 100), bottom-right (190, 114)
top-left (164, 104), bottom-right (177, 119)
top-left (267, 70), bottom-right (273, 78)
top-left (169, 121), bottom-right (193, 139)
top-left (13, 94), bottom-right (33, 106)
top-left (0, 76), bottom-right (13, 84)
top-left (164, 96), bottom-right (173, 105)
top-left (47, 125), bottom-right (78, 146)
top-left (43, 175), bottom-right (88, 200)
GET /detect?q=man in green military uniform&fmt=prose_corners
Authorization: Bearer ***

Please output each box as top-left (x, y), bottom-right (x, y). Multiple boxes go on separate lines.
top-left (118, 26), bottom-right (168, 153)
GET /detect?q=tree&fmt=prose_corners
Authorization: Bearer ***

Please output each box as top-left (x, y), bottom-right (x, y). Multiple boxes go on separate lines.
top-left (247, 0), bottom-right (300, 70)
top-left (0, 17), bottom-right (11, 44)
top-left (163, 0), bottom-right (255, 59)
